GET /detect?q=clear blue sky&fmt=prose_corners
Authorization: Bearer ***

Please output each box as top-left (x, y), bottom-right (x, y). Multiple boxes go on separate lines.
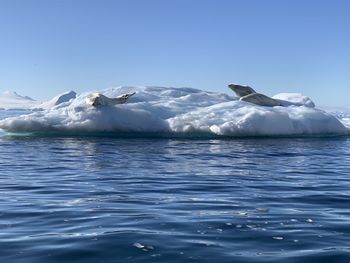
top-left (0, 0), bottom-right (349, 106)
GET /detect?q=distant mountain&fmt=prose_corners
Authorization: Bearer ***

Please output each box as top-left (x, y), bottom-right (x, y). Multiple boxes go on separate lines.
top-left (0, 90), bottom-right (78, 110)
top-left (0, 90), bottom-right (38, 109)
top-left (36, 91), bottom-right (77, 109)
top-left (1, 90), bottom-right (35, 101)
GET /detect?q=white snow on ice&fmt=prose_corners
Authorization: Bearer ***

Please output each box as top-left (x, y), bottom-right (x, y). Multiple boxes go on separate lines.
top-left (35, 91), bottom-right (77, 110)
top-left (272, 93), bottom-right (315, 108)
top-left (0, 86), bottom-right (348, 137)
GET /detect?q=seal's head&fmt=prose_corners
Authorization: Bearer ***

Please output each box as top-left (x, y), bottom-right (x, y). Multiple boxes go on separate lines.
top-left (228, 84), bottom-right (256, 98)
top-left (85, 93), bottom-right (107, 107)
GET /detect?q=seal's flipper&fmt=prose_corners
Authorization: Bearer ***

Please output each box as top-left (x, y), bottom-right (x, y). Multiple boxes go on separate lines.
top-left (115, 92), bottom-right (136, 103)
top-left (228, 84), bottom-right (256, 98)
top-left (115, 92), bottom-right (136, 104)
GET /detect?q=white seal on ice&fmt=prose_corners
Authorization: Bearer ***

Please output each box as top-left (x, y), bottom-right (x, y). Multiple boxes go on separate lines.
top-left (86, 92), bottom-right (136, 107)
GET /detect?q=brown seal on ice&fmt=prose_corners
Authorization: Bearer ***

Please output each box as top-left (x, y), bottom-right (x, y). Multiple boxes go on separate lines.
top-left (228, 84), bottom-right (281, 107)
top-left (228, 84), bottom-right (256, 98)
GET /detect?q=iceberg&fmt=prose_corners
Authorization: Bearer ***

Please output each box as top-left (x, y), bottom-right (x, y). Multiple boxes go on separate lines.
top-left (0, 86), bottom-right (348, 137)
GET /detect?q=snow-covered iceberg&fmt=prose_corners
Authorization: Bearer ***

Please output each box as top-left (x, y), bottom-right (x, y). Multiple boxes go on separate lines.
top-left (0, 86), bottom-right (348, 137)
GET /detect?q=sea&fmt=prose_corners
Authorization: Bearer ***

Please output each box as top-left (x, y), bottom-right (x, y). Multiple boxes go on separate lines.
top-left (1, 110), bottom-right (350, 263)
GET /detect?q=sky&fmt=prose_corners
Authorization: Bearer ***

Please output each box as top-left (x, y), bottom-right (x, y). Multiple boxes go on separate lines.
top-left (0, 0), bottom-right (349, 106)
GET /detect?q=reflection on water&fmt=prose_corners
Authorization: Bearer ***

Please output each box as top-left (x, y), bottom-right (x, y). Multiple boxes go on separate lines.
top-left (0, 136), bottom-right (350, 262)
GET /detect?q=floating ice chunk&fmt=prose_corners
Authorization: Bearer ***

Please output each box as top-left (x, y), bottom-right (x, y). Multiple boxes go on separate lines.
top-left (272, 236), bottom-right (284, 240)
top-left (133, 242), bottom-right (145, 249)
top-left (0, 86), bottom-right (348, 137)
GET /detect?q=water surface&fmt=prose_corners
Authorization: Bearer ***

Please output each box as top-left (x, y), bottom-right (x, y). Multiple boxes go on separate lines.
top-left (0, 135), bottom-right (350, 262)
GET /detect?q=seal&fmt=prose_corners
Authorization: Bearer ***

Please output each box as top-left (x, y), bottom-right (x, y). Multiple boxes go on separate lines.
top-left (228, 84), bottom-right (256, 98)
top-left (86, 92), bottom-right (136, 107)
top-left (228, 84), bottom-right (281, 107)
top-left (240, 93), bottom-right (281, 107)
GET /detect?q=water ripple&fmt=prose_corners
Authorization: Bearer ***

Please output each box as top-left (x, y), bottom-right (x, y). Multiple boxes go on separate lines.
top-left (0, 137), bottom-right (350, 262)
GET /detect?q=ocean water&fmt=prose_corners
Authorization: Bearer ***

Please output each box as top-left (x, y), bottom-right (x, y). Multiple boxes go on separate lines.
top-left (1, 112), bottom-right (350, 262)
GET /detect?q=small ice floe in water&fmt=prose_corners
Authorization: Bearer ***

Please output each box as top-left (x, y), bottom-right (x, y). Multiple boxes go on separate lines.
top-left (272, 236), bottom-right (284, 240)
top-left (237, 211), bottom-right (248, 216)
top-left (306, 219), bottom-right (313, 223)
top-left (133, 242), bottom-right (145, 249)
top-left (133, 243), bottom-right (154, 251)
top-left (85, 92), bottom-right (136, 107)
